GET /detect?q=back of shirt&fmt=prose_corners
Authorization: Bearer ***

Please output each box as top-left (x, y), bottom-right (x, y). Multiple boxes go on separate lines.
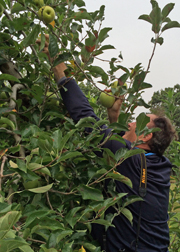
top-left (98, 138), bottom-right (171, 251)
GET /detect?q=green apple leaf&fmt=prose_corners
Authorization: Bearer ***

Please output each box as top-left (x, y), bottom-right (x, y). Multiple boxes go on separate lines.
top-left (74, 0), bottom-right (85, 7)
top-left (121, 207), bottom-right (133, 224)
top-left (122, 195), bottom-right (144, 208)
top-left (65, 207), bottom-right (82, 228)
top-left (132, 71), bottom-right (146, 92)
top-left (53, 52), bottom-right (72, 67)
top-left (136, 112), bottom-right (150, 136)
top-left (162, 21), bottom-right (180, 32)
top-left (11, 3), bottom-right (26, 13)
top-left (150, 6), bottom-right (162, 33)
top-left (48, 34), bottom-right (59, 58)
top-left (39, 32), bottom-right (46, 52)
top-left (88, 65), bottom-right (108, 83)
top-left (162, 3), bottom-right (175, 20)
top-left (0, 238), bottom-right (28, 252)
top-left (91, 219), bottom-right (114, 228)
top-left (27, 183), bottom-right (53, 193)
top-left (138, 14), bottom-right (152, 24)
top-left (0, 0), bottom-right (6, 8)
top-left (20, 245), bottom-right (34, 252)
top-left (99, 45), bottom-right (115, 50)
top-left (98, 27), bottom-right (112, 43)
top-left (78, 184), bottom-right (104, 201)
top-left (38, 138), bottom-right (53, 153)
top-left (0, 211), bottom-right (21, 239)
top-left (22, 25), bottom-right (41, 48)
top-left (106, 172), bottom-right (132, 188)
top-left (24, 210), bottom-right (53, 227)
top-left (0, 74), bottom-right (20, 83)
top-left (57, 151), bottom-right (83, 162)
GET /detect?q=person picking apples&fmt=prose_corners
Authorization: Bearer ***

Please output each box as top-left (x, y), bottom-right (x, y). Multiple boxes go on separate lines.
top-left (38, 35), bottom-right (176, 252)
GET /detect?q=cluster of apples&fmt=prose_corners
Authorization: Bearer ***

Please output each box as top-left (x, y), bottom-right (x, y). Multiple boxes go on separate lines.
top-left (99, 80), bottom-right (127, 108)
top-left (33, 0), bottom-right (55, 24)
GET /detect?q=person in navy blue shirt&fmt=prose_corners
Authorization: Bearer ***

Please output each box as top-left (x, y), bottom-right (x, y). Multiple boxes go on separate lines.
top-left (37, 36), bottom-right (176, 252)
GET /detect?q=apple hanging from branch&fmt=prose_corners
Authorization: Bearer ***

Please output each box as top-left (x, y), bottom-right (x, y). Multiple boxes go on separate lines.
top-left (99, 91), bottom-right (115, 108)
top-left (38, 6), bottom-right (55, 24)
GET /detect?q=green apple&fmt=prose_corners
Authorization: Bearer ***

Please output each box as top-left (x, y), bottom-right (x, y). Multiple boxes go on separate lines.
top-left (111, 80), bottom-right (120, 95)
top-left (23, 179), bottom-right (40, 190)
top-left (0, 4), bottom-right (4, 16)
top-left (123, 82), bottom-right (128, 89)
top-left (0, 92), bottom-right (7, 104)
top-left (33, 0), bottom-right (44, 8)
top-left (99, 91), bottom-right (115, 108)
top-left (0, 123), bottom-right (7, 128)
top-left (46, 92), bottom-right (59, 107)
top-left (111, 80), bottom-right (118, 89)
top-left (38, 6), bottom-right (55, 24)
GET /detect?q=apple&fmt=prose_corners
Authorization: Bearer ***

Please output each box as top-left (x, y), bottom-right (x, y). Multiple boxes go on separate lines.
top-left (23, 179), bottom-right (40, 190)
top-left (0, 92), bottom-right (7, 104)
top-left (111, 80), bottom-right (128, 96)
top-left (46, 92), bottom-right (59, 107)
top-left (38, 6), bottom-right (55, 24)
top-left (111, 80), bottom-right (118, 89)
top-left (123, 82), bottom-right (128, 89)
top-left (111, 80), bottom-right (120, 96)
top-left (33, 0), bottom-right (44, 8)
top-left (0, 4), bottom-right (4, 16)
top-left (99, 91), bottom-right (115, 108)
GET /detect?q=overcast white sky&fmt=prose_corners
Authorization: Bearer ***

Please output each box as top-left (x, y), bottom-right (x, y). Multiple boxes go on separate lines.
top-left (84, 0), bottom-right (180, 115)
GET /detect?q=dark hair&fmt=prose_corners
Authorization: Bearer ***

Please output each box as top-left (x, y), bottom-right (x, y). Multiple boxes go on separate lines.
top-left (148, 116), bottom-right (177, 156)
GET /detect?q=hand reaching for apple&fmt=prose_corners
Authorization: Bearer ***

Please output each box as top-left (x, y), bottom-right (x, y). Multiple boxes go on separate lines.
top-left (107, 96), bottom-right (124, 124)
top-left (99, 78), bottom-right (125, 123)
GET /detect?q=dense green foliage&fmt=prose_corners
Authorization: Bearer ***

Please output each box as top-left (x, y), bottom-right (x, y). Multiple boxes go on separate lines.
top-left (149, 85), bottom-right (180, 251)
top-left (0, 0), bottom-right (180, 251)
top-left (149, 84), bottom-right (180, 137)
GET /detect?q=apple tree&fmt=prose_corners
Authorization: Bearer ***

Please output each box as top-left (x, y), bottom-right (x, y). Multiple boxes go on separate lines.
top-left (0, 0), bottom-right (180, 251)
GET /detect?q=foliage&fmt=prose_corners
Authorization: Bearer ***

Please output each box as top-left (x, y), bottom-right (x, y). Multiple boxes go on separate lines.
top-left (149, 85), bottom-right (180, 251)
top-left (0, 0), bottom-right (179, 251)
top-left (149, 84), bottom-right (180, 138)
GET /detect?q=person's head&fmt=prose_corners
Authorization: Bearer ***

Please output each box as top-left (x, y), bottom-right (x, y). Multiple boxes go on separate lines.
top-left (123, 114), bottom-right (176, 155)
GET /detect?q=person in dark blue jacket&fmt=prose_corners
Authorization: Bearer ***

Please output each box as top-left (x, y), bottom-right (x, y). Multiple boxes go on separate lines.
top-left (37, 37), bottom-right (176, 252)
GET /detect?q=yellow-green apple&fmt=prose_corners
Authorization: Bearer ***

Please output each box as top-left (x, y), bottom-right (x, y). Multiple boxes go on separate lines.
top-left (111, 80), bottom-right (119, 95)
top-left (111, 80), bottom-right (118, 89)
top-left (99, 91), bottom-right (115, 108)
top-left (0, 4), bottom-right (4, 16)
top-left (123, 82), bottom-right (128, 89)
top-left (46, 92), bottom-right (59, 107)
top-left (38, 6), bottom-right (55, 24)
top-left (0, 92), bottom-right (7, 104)
top-left (23, 179), bottom-right (40, 189)
top-left (33, 0), bottom-right (44, 7)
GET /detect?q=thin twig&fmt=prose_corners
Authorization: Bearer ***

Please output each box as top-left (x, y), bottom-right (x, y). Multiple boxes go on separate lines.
top-left (32, 157), bottom-right (58, 172)
top-left (27, 238), bottom-right (46, 244)
top-left (46, 191), bottom-right (54, 210)
top-left (0, 156), bottom-right (7, 192)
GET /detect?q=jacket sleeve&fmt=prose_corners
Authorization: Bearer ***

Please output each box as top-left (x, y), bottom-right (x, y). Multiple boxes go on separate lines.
top-left (58, 77), bottom-right (128, 150)
top-left (58, 78), bottom-right (100, 123)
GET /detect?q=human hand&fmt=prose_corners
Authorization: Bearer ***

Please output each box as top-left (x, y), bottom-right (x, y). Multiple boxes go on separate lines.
top-left (107, 78), bottom-right (125, 123)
